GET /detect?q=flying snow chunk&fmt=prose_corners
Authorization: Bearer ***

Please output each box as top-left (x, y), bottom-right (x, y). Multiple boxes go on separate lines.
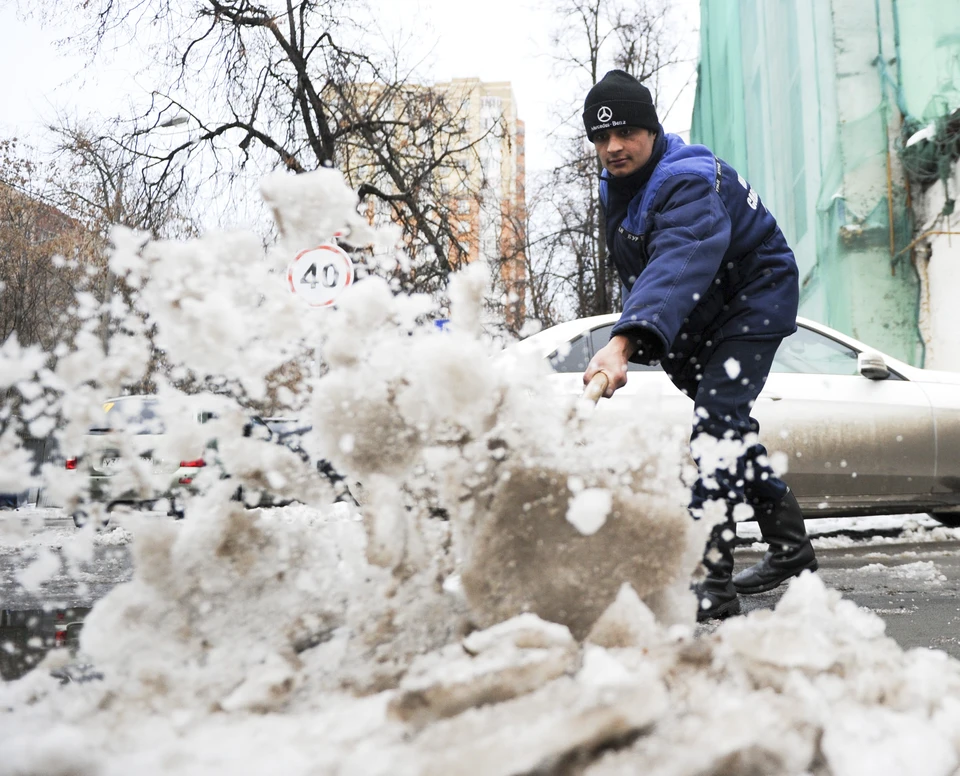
top-left (769, 450), bottom-right (789, 476)
top-left (15, 547), bottom-right (61, 591)
top-left (723, 357), bottom-right (741, 379)
top-left (566, 488), bottom-right (612, 536)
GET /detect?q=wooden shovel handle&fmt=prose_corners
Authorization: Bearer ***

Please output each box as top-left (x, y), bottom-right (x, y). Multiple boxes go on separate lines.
top-left (582, 372), bottom-right (609, 405)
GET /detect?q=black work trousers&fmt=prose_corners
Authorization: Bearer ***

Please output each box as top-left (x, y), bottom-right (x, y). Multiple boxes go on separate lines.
top-left (669, 337), bottom-right (788, 575)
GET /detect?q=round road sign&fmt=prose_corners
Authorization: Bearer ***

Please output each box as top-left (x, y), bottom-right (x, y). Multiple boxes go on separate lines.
top-left (287, 243), bottom-right (355, 307)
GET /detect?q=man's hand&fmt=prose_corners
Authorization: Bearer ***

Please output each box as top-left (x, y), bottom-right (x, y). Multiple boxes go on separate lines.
top-left (583, 335), bottom-right (636, 398)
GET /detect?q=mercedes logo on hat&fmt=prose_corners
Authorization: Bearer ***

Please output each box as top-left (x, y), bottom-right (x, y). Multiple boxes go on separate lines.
top-left (597, 106), bottom-right (613, 122)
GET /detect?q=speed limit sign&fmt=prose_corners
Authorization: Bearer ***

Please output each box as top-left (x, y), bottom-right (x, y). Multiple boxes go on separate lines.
top-left (287, 243), bottom-right (355, 307)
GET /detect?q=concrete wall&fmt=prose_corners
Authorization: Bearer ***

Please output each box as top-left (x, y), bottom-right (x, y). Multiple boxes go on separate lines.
top-left (914, 160), bottom-right (960, 371)
top-left (814, 0), bottom-right (921, 364)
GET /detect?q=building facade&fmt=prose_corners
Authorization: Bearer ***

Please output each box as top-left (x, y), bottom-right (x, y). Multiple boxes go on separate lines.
top-left (692, 0), bottom-right (960, 368)
top-left (434, 79), bottom-right (527, 329)
top-left (340, 77), bottom-right (527, 331)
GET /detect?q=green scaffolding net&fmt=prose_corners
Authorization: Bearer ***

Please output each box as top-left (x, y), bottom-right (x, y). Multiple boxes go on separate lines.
top-left (691, 0), bottom-right (960, 366)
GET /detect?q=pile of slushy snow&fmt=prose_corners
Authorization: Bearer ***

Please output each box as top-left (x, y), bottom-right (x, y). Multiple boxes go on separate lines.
top-left (4, 501), bottom-right (960, 776)
top-left (5, 167), bottom-right (960, 775)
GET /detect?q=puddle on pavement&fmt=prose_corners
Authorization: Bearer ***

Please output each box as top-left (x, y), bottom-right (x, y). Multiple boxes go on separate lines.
top-left (1, 607), bottom-right (92, 681)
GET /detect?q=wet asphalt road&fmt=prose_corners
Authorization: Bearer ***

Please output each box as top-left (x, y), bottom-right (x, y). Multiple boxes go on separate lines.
top-left (0, 512), bottom-right (134, 610)
top-left (726, 536), bottom-right (960, 658)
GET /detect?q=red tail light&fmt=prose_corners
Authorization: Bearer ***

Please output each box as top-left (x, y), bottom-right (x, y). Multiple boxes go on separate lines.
top-left (65, 457), bottom-right (78, 470)
top-left (54, 612), bottom-right (67, 647)
top-left (178, 458), bottom-right (205, 485)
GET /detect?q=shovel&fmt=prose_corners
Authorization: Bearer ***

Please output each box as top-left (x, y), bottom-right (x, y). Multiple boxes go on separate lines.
top-left (581, 372), bottom-right (610, 405)
top-left (457, 368), bottom-right (693, 639)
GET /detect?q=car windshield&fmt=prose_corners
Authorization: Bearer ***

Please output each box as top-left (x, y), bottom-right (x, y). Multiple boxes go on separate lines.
top-left (89, 398), bottom-right (166, 435)
top-left (541, 320), bottom-right (903, 379)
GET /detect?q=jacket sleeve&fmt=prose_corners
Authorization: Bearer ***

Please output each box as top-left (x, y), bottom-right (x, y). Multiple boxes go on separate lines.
top-left (611, 173), bottom-right (731, 355)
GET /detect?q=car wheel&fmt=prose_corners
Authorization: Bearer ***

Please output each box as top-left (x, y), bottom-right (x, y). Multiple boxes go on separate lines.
top-left (167, 499), bottom-right (185, 520)
top-left (930, 512), bottom-right (960, 529)
top-left (72, 510), bottom-right (110, 530)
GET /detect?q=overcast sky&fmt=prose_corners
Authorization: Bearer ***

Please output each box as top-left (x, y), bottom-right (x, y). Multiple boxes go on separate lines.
top-left (0, 0), bottom-right (700, 175)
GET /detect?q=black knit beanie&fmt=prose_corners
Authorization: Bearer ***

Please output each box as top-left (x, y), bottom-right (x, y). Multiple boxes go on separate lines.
top-left (582, 70), bottom-right (660, 140)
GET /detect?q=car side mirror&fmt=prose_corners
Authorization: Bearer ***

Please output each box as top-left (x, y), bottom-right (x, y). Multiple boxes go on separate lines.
top-left (858, 350), bottom-right (889, 380)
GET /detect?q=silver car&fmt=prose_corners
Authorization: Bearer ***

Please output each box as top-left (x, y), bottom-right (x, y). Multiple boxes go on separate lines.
top-left (512, 315), bottom-right (960, 527)
top-left (66, 395), bottom-right (212, 525)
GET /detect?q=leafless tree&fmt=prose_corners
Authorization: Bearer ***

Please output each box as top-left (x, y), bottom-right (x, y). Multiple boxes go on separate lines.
top-left (46, 0), bottom-right (505, 297)
top-left (0, 139), bottom-right (90, 352)
top-left (529, 0), bottom-right (691, 319)
top-left (334, 78), bottom-right (499, 296)
top-left (0, 127), bottom-right (199, 411)
top-left (51, 121), bottom-right (199, 241)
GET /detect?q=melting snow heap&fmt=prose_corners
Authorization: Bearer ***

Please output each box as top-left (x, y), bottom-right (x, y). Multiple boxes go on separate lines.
top-left (4, 169), bottom-right (960, 776)
top-left (307, 253), bottom-right (702, 640)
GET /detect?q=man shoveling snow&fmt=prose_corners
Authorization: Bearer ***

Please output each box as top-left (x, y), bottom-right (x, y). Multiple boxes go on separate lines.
top-left (580, 70), bottom-right (819, 620)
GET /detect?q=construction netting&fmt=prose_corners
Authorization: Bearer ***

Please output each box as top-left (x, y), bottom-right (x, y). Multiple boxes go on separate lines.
top-left (691, 0), bottom-right (960, 366)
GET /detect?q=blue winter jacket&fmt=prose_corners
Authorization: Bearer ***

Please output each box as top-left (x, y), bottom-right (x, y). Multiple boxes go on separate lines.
top-left (602, 131), bottom-right (799, 377)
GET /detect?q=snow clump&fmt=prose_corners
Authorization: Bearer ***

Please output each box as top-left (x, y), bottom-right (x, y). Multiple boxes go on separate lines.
top-left (5, 167), bottom-right (960, 775)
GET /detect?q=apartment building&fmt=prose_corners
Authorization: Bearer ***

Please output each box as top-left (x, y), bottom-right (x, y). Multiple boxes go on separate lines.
top-left (435, 78), bottom-right (526, 326)
top-left (340, 77), bottom-right (527, 330)
top-left (692, 0), bottom-right (960, 368)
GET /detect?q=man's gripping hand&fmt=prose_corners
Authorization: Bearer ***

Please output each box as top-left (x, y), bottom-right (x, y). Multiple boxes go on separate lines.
top-left (583, 335), bottom-right (636, 398)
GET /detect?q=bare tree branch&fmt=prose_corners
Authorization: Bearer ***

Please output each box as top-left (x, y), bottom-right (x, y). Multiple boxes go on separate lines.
top-left (530, 0), bottom-right (686, 321)
top-left (42, 0), bottom-right (512, 298)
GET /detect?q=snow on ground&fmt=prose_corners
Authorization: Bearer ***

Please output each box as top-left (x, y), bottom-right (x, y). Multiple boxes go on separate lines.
top-left (738, 512), bottom-right (960, 550)
top-left (5, 169), bottom-right (960, 774)
top-left (856, 560), bottom-right (948, 584)
top-left (0, 511), bottom-right (132, 553)
top-left (5, 502), bottom-right (960, 775)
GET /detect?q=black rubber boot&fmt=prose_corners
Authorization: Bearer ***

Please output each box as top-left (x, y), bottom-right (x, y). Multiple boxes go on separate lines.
top-left (694, 575), bottom-right (742, 622)
top-left (733, 490), bottom-right (818, 595)
top-left (694, 520), bottom-right (742, 622)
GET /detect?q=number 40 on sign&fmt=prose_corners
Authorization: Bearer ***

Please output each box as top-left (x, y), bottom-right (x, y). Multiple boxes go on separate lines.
top-left (287, 243), bottom-right (355, 307)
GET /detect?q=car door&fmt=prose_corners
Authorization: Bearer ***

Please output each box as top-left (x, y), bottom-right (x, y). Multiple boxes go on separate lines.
top-left (546, 320), bottom-right (937, 512)
top-left (755, 324), bottom-right (937, 511)
top-left (544, 322), bottom-right (683, 422)
top-left (904, 381), bottom-right (960, 501)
